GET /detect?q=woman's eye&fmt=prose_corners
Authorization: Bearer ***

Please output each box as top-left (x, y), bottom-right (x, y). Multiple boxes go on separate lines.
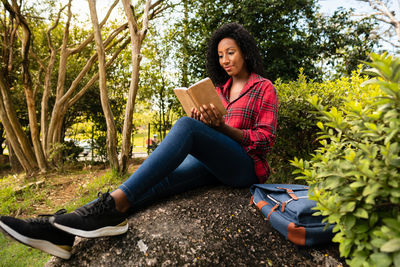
top-left (218, 55), bottom-right (223, 58)
top-left (228, 51), bottom-right (234, 55)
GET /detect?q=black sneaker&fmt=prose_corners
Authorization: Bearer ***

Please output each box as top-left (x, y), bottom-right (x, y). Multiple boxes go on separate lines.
top-left (0, 209), bottom-right (75, 259)
top-left (51, 191), bottom-right (128, 238)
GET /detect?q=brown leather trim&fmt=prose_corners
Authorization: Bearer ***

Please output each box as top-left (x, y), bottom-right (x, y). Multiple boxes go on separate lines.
top-left (288, 222), bottom-right (306, 246)
top-left (288, 189), bottom-right (299, 200)
top-left (250, 195), bottom-right (254, 205)
top-left (266, 203), bottom-right (279, 221)
top-left (256, 200), bottom-right (269, 210)
top-left (281, 201), bottom-right (286, 212)
top-left (277, 187), bottom-right (299, 200)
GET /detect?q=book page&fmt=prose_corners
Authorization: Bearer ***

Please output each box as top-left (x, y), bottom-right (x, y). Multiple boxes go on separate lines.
top-left (187, 78), bottom-right (227, 115)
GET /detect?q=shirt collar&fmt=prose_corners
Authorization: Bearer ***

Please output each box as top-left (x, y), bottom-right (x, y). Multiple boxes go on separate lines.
top-left (220, 72), bottom-right (264, 97)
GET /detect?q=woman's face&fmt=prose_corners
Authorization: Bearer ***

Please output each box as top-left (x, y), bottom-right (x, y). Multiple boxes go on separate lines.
top-left (217, 38), bottom-right (248, 78)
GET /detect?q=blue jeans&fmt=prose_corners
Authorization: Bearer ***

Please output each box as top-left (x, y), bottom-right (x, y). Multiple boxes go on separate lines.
top-left (119, 117), bottom-right (258, 212)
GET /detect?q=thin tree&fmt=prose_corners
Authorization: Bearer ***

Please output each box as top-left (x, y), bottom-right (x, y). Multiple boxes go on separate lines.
top-left (88, 0), bottom-right (119, 171)
top-left (120, 0), bottom-right (168, 173)
top-left (0, 0), bottom-right (129, 174)
top-left (359, 0), bottom-right (400, 48)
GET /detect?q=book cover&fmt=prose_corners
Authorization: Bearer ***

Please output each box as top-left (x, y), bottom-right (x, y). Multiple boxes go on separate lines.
top-left (173, 78), bottom-right (227, 116)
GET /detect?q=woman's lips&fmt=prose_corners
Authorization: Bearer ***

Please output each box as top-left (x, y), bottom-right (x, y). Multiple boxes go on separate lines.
top-left (224, 66), bottom-right (232, 71)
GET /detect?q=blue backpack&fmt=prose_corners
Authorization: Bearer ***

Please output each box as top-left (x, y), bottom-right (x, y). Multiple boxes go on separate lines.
top-left (250, 184), bottom-right (334, 246)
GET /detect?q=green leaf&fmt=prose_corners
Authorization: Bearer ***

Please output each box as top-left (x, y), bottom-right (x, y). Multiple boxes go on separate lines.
top-left (344, 214), bottom-right (356, 229)
top-left (393, 251), bottom-right (400, 267)
top-left (371, 252), bottom-right (392, 267)
top-left (341, 202), bottom-right (356, 213)
top-left (383, 218), bottom-right (400, 230)
top-left (354, 208), bottom-right (369, 219)
top-left (349, 253), bottom-right (368, 267)
top-left (354, 222), bottom-right (369, 233)
top-left (369, 213), bottom-right (379, 227)
top-left (371, 238), bottom-right (386, 248)
top-left (324, 176), bottom-right (341, 189)
top-left (390, 158), bottom-right (400, 168)
top-left (350, 181), bottom-right (365, 189)
top-left (381, 239), bottom-right (400, 253)
top-left (340, 238), bottom-right (353, 257)
top-left (363, 184), bottom-right (381, 196)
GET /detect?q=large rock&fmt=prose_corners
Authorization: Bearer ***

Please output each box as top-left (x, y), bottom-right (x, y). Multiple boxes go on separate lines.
top-left (46, 186), bottom-right (344, 266)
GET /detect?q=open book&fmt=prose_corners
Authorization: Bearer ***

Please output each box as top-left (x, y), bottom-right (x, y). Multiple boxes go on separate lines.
top-left (173, 78), bottom-right (227, 116)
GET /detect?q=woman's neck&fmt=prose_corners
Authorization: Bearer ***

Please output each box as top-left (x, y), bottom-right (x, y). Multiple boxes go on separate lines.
top-left (231, 70), bottom-right (250, 85)
top-left (228, 71), bottom-right (251, 102)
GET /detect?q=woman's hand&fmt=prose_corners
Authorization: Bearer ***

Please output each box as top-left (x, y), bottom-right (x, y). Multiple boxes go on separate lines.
top-left (193, 104), bottom-right (243, 142)
top-left (198, 104), bottom-right (225, 127)
top-left (191, 107), bottom-right (201, 120)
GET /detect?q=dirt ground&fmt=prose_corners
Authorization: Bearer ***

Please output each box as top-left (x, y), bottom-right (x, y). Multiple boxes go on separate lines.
top-left (41, 164), bottom-right (346, 267)
top-left (6, 159), bottom-right (144, 217)
top-left (4, 160), bottom-right (346, 266)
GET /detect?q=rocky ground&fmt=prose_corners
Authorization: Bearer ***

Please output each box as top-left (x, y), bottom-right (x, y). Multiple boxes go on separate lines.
top-left (45, 185), bottom-right (345, 267)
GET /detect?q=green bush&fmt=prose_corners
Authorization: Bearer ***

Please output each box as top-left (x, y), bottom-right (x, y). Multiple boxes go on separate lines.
top-left (291, 53), bottom-right (400, 267)
top-left (270, 68), bottom-right (369, 182)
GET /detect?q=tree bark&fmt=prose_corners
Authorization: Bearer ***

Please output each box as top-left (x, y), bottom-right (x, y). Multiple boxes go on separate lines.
top-left (88, 0), bottom-right (120, 171)
top-left (44, 0), bottom-right (122, 160)
top-left (6, 140), bottom-right (22, 172)
top-left (0, 71), bottom-right (36, 173)
top-left (9, 0), bottom-right (48, 172)
top-left (120, 0), bottom-right (156, 173)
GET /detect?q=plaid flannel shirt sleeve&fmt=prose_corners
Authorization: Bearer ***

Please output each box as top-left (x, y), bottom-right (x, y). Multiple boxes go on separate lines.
top-left (241, 83), bottom-right (278, 155)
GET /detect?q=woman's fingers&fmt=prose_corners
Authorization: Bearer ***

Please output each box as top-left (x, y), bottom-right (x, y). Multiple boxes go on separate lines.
top-left (209, 104), bottom-right (224, 126)
top-left (191, 107), bottom-right (201, 120)
top-left (200, 104), bottom-right (224, 127)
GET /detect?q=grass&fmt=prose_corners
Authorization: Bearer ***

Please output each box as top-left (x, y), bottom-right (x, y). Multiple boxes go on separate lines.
top-left (0, 164), bottom-right (136, 267)
top-left (0, 234), bottom-right (50, 267)
top-left (0, 154), bottom-right (290, 266)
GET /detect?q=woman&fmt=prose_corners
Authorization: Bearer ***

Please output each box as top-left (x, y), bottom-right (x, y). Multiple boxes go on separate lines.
top-left (0, 22), bottom-right (278, 259)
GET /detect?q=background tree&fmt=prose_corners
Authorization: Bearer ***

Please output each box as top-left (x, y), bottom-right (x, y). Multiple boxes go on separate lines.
top-left (0, 0), bottom-right (131, 174)
top-left (0, 0), bottom-right (170, 174)
top-left (170, 0), bottom-right (378, 83)
top-left (358, 0), bottom-right (400, 49)
top-left (118, 0), bottom-right (169, 173)
top-left (88, 0), bottom-right (120, 171)
top-left (139, 26), bottom-right (178, 140)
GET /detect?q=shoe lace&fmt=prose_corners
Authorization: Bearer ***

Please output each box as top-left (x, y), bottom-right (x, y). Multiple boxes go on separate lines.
top-left (79, 191), bottom-right (112, 216)
top-left (26, 209), bottom-right (67, 224)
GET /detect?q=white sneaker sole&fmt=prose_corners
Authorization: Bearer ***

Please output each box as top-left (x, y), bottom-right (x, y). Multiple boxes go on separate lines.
top-left (53, 219), bottom-right (128, 238)
top-left (0, 221), bottom-right (72, 259)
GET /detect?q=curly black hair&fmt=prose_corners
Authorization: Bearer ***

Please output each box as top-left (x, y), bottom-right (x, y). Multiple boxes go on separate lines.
top-left (206, 22), bottom-right (264, 86)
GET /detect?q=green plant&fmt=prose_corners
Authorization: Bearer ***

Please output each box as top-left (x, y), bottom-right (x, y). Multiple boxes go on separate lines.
top-left (270, 68), bottom-right (369, 183)
top-left (65, 169), bottom-right (129, 211)
top-left (291, 53), bottom-right (400, 266)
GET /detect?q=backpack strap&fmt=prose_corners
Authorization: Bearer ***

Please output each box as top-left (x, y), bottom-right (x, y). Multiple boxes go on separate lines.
top-left (276, 187), bottom-right (299, 200)
top-left (250, 195), bottom-right (270, 210)
top-left (267, 203), bottom-right (279, 221)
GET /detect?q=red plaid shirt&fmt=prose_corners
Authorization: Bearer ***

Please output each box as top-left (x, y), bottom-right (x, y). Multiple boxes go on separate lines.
top-left (216, 73), bottom-right (278, 183)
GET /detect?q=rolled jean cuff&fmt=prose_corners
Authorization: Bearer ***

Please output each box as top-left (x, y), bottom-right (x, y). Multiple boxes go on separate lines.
top-left (119, 184), bottom-right (135, 205)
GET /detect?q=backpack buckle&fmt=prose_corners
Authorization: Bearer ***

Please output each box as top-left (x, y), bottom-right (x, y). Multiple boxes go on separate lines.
top-left (276, 187), bottom-right (299, 200)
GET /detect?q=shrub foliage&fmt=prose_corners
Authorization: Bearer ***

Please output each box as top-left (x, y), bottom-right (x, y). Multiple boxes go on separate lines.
top-left (270, 68), bottom-right (369, 182)
top-left (291, 53), bottom-right (400, 266)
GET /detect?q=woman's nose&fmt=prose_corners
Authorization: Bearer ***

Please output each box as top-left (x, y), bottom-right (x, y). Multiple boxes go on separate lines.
top-left (222, 54), bottom-right (229, 64)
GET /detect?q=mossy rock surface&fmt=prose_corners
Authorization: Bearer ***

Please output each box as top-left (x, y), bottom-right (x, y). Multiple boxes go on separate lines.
top-left (46, 186), bottom-right (344, 267)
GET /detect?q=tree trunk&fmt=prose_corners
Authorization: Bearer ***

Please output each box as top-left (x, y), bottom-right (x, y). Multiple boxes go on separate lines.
top-left (88, 0), bottom-right (120, 172)
top-left (120, 0), bottom-right (154, 174)
top-left (7, 140), bottom-right (22, 173)
top-left (0, 0), bottom-right (129, 172)
top-left (15, 2), bottom-right (48, 172)
top-left (0, 71), bottom-right (37, 173)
